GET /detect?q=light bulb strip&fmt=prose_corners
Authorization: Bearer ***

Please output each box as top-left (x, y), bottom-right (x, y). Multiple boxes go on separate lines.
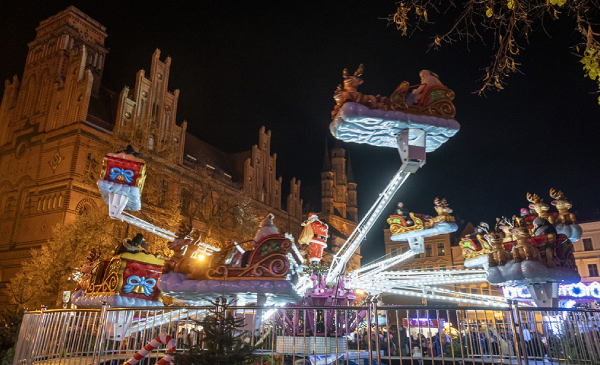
top-left (381, 268), bottom-right (487, 277)
top-left (361, 283), bottom-right (508, 307)
top-left (400, 284), bottom-right (507, 302)
top-left (361, 279), bottom-right (506, 303)
top-left (353, 250), bottom-right (414, 274)
top-left (351, 275), bottom-right (488, 291)
top-left (327, 169), bottom-right (411, 283)
top-left (359, 284), bottom-right (509, 307)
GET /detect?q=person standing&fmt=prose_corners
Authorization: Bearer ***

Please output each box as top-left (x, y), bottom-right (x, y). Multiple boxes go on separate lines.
top-left (398, 325), bottom-right (408, 356)
top-left (412, 345), bottom-right (422, 365)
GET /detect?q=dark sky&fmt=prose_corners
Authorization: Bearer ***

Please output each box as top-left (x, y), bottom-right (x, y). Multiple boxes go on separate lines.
top-left (1, 1), bottom-right (599, 264)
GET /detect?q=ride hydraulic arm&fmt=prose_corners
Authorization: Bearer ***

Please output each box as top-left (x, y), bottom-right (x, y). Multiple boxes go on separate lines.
top-left (326, 129), bottom-right (427, 284)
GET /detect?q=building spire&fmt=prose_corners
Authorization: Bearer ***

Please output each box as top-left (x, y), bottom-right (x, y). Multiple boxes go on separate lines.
top-left (347, 152), bottom-right (355, 183)
top-left (322, 139), bottom-right (332, 172)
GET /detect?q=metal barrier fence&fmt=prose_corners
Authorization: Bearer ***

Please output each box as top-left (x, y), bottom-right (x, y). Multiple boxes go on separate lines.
top-left (12, 301), bottom-right (600, 365)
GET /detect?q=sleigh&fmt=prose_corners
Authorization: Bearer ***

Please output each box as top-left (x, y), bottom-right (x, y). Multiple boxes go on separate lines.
top-left (387, 213), bottom-right (427, 235)
top-left (84, 252), bottom-right (163, 302)
top-left (198, 234), bottom-right (301, 280)
top-left (503, 234), bottom-right (575, 269)
top-left (462, 233), bottom-right (576, 270)
top-left (389, 81), bottom-right (456, 119)
top-left (460, 236), bottom-right (493, 264)
top-left (522, 213), bottom-right (559, 228)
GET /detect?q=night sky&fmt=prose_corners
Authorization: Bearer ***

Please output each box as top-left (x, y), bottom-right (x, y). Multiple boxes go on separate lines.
top-left (1, 1), bottom-right (599, 264)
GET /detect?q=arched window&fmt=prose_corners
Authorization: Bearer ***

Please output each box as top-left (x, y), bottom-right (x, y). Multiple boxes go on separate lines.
top-left (148, 136), bottom-right (155, 150)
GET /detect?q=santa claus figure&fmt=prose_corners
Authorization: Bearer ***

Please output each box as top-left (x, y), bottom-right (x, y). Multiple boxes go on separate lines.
top-left (253, 213), bottom-right (279, 244)
top-left (298, 212), bottom-right (329, 265)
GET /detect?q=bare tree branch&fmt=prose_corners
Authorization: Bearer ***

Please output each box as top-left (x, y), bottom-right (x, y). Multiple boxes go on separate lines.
top-left (384, 0), bottom-right (600, 101)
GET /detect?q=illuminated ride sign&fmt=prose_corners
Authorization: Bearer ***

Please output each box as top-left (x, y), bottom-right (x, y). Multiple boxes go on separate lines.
top-left (503, 282), bottom-right (600, 300)
top-left (402, 318), bottom-right (446, 328)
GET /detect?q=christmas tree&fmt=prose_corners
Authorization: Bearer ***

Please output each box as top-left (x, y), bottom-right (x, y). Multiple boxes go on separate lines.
top-left (175, 298), bottom-right (257, 365)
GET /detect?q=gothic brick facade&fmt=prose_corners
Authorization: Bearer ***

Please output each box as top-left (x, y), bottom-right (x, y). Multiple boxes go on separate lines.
top-left (319, 144), bottom-right (361, 272)
top-left (0, 6), bottom-right (359, 303)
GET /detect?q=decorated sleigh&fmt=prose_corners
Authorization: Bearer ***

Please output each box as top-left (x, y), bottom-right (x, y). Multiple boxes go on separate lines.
top-left (460, 232), bottom-right (574, 269)
top-left (195, 234), bottom-right (303, 281)
top-left (387, 199), bottom-right (458, 253)
top-left (73, 251), bottom-right (164, 307)
top-left (387, 213), bottom-right (428, 235)
top-left (158, 215), bottom-right (305, 304)
top-left (389, 81), bottom-right (456, 119)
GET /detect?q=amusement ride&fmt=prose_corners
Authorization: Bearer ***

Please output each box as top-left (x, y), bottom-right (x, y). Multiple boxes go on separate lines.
top-left (71, 64), bottom-right (583, 325)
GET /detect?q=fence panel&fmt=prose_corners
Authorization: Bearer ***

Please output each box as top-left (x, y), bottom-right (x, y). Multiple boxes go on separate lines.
top-left (11, 303), bottom-right (600, 365)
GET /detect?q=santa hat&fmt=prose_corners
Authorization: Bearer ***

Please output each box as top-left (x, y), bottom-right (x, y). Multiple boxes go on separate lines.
top-left (253, 213), bottom-right (279, 243)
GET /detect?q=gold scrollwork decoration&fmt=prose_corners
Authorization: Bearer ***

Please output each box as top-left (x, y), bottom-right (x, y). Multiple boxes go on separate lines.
top-left (206, 265), bottom-right (228, 280)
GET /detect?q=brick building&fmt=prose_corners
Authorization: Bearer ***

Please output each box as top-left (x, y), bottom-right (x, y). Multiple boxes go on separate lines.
top-left (574, 221), bottom-right (600, 282)
top-left (0, 7), bottom-right (358, 303)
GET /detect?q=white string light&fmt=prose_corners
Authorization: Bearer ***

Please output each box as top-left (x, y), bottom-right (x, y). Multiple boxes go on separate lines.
top-left (327, 169), bottom-right (411, 283)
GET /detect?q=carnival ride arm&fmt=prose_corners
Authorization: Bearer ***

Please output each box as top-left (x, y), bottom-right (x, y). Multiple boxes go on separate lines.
top-left (116, 212), bottom-right (220, 255)
top-left (349, 249), bottom-right (416, 281)
top-left (326, 129), bottom-right (427, 284)
top-left (326, 169), bottom-right (412, 283)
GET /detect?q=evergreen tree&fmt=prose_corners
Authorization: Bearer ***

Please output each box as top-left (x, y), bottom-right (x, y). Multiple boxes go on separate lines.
top-left (0, 306), bottom-right (24, 365)
top-left (175, 298), bottom-right (257, 365)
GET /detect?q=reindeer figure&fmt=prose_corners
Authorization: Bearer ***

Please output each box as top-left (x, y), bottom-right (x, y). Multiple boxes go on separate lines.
top-left (511, 219), bottom-right (541, 264)
top-left (486, 225), bottom-right (511, 267)
top-left (332, 64), bottom-right (389, 118)
top-left (432, 197), bottom-right (454, 223)
top-left (162, 222), bottom-right (194, 274)
top-left (550, 188), bottom-right (577, 225)
top-left (496, 216), bottom-right (515, 243)
top-left (76, 248), bottom-right (102, 291)
top-left (527, 192), bottom-right (554, 224)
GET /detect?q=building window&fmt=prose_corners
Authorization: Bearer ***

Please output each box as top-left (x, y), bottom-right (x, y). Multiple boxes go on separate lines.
top-left (437, 242), bottom-right (445, 256)
top-left (427, 266), bottom-right (434, 271)
top-left (401, 246), bottom-right (409, 254)
top-left (391, 248), bottom-right (397, 257)
top-left (440, 265), bottom-right (447, 271)
top-left (414, 253), bottom-right (421, 259)
top-left (583, 238), bottom-right (594, 251)
top-left (148, 136), bottom-right (155, 150)
top-left (589, 264), bottom-right (599, 277)
top-left (470, 287), bottom-right (479, 295)
top-left (425, 244), bottom-right (432, 257)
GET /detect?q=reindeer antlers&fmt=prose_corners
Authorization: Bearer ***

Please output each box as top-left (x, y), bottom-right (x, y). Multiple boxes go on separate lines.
top-left (496, 216), bottom-right (513, 229)
top-left (343, 64), bottom-right (364, 79)
top-left (87, 247), bottom-right (102, 262)
top-left (478, 222), bottom-right (490, 234)
top-left (526, 192), bottom-right (542, 204)
top-left (549, 188), bottom-right (566, 201)
top-left (511, 215), bottom-right (525, 228)
top-left (434, 197), bottom-right (449, 207)
top-left (355, 64), bottom-right (364, 77)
